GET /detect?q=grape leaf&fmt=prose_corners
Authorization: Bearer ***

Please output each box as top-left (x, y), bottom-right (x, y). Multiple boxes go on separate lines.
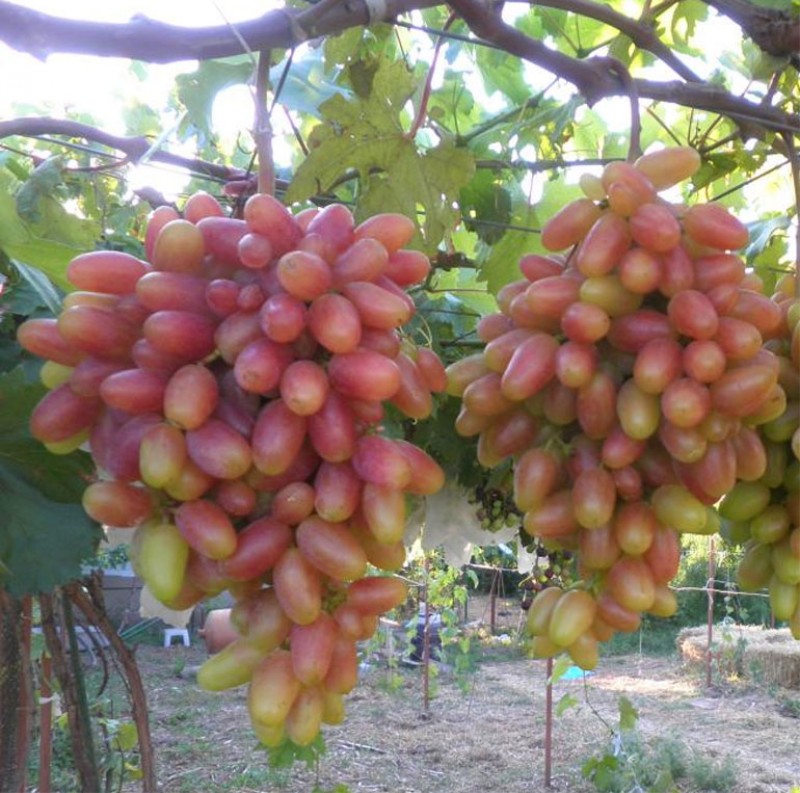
top-left (0, 367), bottom-right (93, 503)
top-left (12, 261), bottom-right (62, 315)
top-left (323, 26), bottom-right (365, 72)
top-left (0, 466), bottom-right (101, 595)
top-left (0, 191), bottom-right (85, 293)
top-left (16, 157), bottom-right (65, 222)
top-left (745, 215), bottom-right (790, 264)
top-left (475, 44), bottom-right (528, 104)
top-left (175, 58), bottom-right (254, 143)
top-left (477, 217), bottom-right (540, 294)
top-left (357, 142), bottom-right (475, 251)
top-left (477, 173), bottom-right (584, 294)
top-left (287, 56), bottom-right (473, 251)
top-left (549, 654), bottom-right (573, 684)
top-left (0, 273), bottom-right (53, 317)
top-left (667, 0), bottom-right (708, 55)
top-left (460, 170), bottom-right (513, 244)
top-left (0, 367), bottom-right (100, 594)
top-left (556, 692), bottom-right (579, 716)
top-left (272, 54), bottom-right (350, 118)
top-left (123, 101), bottom-right (162, 137)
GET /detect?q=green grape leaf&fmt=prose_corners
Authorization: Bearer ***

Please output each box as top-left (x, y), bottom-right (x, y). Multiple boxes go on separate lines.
top-left (0, 467), bottom-right (101, 595)
top-left (460, 170), bottom-right (513, 245)
top-left (555, 692), bottom-right (579, 716)
top-left (357, 142), bottom-right (475, 252)
top-left (0, 275), bottom-right (52, 318)
top-left (514, 9), bottom-right (545, 40)
top-left (0, 367), bottom-right (100, 594)
top-left (745, 215), bottom-right (790, 264)
top-left (266, 734), bottom-right (326, 769)
top-left (287, 56), bottom-right (472, 252)
top-left (618, 695), bottom-right (639, 732)
top-left (323, 26), bottom-right (366, 72)
top-left (0, 367), bottom-right (94, 503)
top-left (175, 58), bottom-right (254, 143)
top-left (668, 0), bottom-right (709, 55)
top-left (16, 157), bottom-right (65, 222)
top-left (111, 721), bottom-right (139, 752)
top-left (272, 53), bottom-right (349, 118)
top-left (475, 44), bottom-right (528, 104)
top-left (0, 191), bottom-right (91, 293)
top-left (123, 100), bottom-right (162, 137)
top-left (5, 242), bottom-right (76, 295)
top-left (0, 188), bottom-right (38, 248)
top-left (12, 261), bottom-right (62, 314)
top-left (477, 173), bottom-right (583, 295)
top-left (691, 152), bottom-right (739, 190)
top-left (549, 654), bottom-right (573, 684)
top-left (477, 222), bottom-right (538, 295)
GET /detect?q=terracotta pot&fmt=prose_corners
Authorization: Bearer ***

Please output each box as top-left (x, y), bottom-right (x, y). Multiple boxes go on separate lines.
top-left (198, 608), bottom-right (239, 654)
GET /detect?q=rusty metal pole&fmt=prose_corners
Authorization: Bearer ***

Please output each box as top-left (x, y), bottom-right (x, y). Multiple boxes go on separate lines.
top-left (39, 655), bottom-right (53, 793)
top-left (490, 568), bottom-right (498, 634)
top-left (544, 656), bottom-right (554, 788)
top-left (706, 535), bottom-right (717, 688)
top-left (422, 555), bottom-right (430, 716)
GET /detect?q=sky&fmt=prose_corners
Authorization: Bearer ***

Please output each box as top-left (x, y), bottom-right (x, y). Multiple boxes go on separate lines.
top-left (0, 1), bottom-right (793, 231)
top-left (0, 1), bottom-right (280, 194)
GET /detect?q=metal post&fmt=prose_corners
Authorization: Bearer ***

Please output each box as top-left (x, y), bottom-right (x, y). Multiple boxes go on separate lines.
top-left (544, 656), bottom-right (553, 788)
top-left (39, 655), bottom-right (53, 793)
top-left (422, 556), bottom-right (430, 716)
top-left (490, 568), bottom-right (498, 634)
top-left (706, 535), bottom-right (717, 688)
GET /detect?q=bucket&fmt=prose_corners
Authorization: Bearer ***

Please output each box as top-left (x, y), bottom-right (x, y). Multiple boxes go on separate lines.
top-left (198, 608), bottom-right (239, 654)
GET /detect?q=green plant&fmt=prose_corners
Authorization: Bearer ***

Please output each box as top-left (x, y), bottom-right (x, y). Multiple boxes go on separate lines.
top-left (583, 728), bottom-right (739, 793)
top-left (777, 695), bottom-right (800, 719)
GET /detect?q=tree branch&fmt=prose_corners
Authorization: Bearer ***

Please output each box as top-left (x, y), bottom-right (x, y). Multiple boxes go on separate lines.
top-left (699, 0), bottom-right (800, 58)
top-left (534, 0), bottom-right (703, 83)
top-left (0, 0), bottom-right (797, 140)
top-left (0, 0), bottom-right (440, 61)
top-left (448, 0), bottom-right (799, 137)
top-left (0, 117), bottom-right (249, 182)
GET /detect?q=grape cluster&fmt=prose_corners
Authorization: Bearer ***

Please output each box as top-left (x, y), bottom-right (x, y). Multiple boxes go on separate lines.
top-left (721, 273), bottom-right (799, 636)
top-left (18, 192), bottom-right (447, 747)
top-left (447, 147), bottom-right (799, 669)
top-left (470, 483), bottom-right (520, 533)
top-left (466, 482), bottom-right (575, 599)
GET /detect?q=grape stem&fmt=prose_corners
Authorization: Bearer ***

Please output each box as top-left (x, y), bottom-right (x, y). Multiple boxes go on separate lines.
top-left (783, 131), bottom-right (800, 292)
top-left (601, 57), bottom-right (642, 162)
top-left (254, 48), bottom-right (275, 196)
top-left (405, 12), bottom-right (456, 141)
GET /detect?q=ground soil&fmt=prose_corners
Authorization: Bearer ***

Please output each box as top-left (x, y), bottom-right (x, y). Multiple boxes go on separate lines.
top-left (119, 596), bottom-right (800, 793)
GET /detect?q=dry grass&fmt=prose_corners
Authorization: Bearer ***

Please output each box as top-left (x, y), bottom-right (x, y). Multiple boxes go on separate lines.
top-left (115, 621), bottom-right (800, 793)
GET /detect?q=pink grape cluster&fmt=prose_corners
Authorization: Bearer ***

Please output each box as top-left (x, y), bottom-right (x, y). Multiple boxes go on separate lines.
top-left (18, 192), bottom-right (447, 746)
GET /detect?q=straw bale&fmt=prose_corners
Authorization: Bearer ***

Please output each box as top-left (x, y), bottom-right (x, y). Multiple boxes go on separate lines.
top-left (677, 624), bottom-right (800, 688)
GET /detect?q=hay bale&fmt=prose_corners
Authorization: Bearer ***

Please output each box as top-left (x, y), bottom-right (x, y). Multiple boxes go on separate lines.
top-left (677, 624), bottom-right (800, 689)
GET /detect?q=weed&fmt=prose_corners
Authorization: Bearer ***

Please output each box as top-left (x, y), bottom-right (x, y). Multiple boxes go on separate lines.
top-left (689, 752), bottom-right (738, 791)
top-left (778, 696), bottom-right (800, 719)
top-left (583, 732), bottom-right (739, 793)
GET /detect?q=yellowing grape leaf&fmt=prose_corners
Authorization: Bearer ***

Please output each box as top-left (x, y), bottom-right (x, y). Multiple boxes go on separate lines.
top-left (286, 56), bottom-right (474, 252)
